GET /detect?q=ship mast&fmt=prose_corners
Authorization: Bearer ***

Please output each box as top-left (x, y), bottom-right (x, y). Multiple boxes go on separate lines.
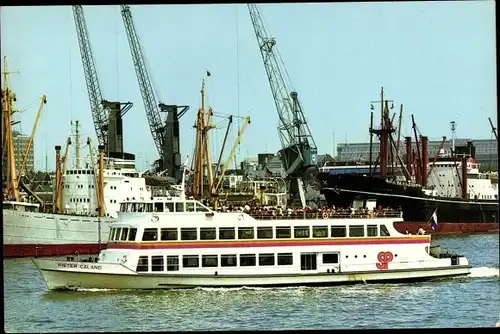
top-left (2, 56), bottom-right (20, 201)
top-left (370, 87), bottom-right (394, 178)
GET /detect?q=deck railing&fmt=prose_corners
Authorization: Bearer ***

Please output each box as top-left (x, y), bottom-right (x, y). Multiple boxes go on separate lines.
top-left (248, 211), bottom-right (403, 220)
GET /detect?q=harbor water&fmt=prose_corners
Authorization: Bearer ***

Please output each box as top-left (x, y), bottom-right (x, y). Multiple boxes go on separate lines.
top-left (4, 234), bottom-right (499, 332)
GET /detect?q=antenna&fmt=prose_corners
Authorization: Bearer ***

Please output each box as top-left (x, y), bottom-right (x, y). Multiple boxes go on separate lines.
top-left (450, 121), bottom-right (457, 153)
top-left (180, 155), bottom-right (189, 201)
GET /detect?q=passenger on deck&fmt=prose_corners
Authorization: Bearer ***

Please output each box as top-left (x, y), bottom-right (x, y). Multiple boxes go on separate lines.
top-left (405, 228), bottom-right (409, 235)
top-left (418, 226), bottom-right (426, 235)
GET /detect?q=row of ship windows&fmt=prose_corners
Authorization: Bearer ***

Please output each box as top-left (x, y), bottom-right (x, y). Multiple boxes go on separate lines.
top-left (64, 185), bottom-right (95, 189)
top-left (109, 224), bottom-right (391, 242)
top-left (68, 198), bottom-right (118, 203)
top-left (119, 202), bottom-right (211, 213)
top-left (134, 252), bottom-right (323, 272)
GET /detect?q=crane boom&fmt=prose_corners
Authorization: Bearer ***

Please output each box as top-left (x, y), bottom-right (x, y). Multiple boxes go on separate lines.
top-left (120, 5), bottom-right (164, 157)
top-left (488, 117), bottom-right (497, 140)
top-left (72, 5), bottom-right (108, 146)
top-left (247, 4), bottom-right (317, 177)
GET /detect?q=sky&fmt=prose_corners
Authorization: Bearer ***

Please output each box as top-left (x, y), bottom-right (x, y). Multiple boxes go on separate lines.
top-left (1, 2), bottom-right (497, 171)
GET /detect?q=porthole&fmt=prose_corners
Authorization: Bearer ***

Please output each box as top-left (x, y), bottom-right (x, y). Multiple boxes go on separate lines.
top-left (345, 255), bottom-right (349, 258)
top-left (395, 254), bottom-right (398, 257)
top-left (363, 255), bottom-right (366, 258)
top-left (354, 255), bottom-right (358, 258)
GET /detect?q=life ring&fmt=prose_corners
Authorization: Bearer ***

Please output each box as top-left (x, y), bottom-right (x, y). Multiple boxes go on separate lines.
top-left (151, 215), bottom-right (159, 223)
top-left (322, 212), bottom-right (328, 219)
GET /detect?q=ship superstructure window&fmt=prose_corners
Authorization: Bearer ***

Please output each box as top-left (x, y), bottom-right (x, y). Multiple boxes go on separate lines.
top-left (257, 227), bottom-right (273, 239)
top-left (136, 256), bottom-right (148, 272)
top-left (186, 202), bottom-right (195, 212)
top-left (221, 254), bottom-right (237, 267)
top-left (165, 203), bottom-right (174, 212)
top-left (183, 255), bottom-right (199, 268)
top-left (322, 253), bottom-right (339, 264)
top-left (195, 203), bottom-right (210, 212)
top-left (142, 228), bottom-right (158, 241)
top-left (176, 202), bottom-right (185, 212)
top-left (219, 227), bottom-right (235, 240)
top-left (200, 227), bottom-right (216, 240)
top-left (259, 254), bottom-right (275, 266)
top-left (151, 256), bottom-right (164, 271)
top-left (128, 228), bottom-right (137, 241)
top-left (294, 226), bottom-right (310, 238)
top-left (108, 229), bottom-right (115, 241)
top-left (167, 256), bottom-right (179, 271)
top-left (181, 228), bottom-right (197, 240)
top-left (380, 225), bottom-right (390, 236)
top-left (154, 202), bottom-right (163, 212)
top-left (278, 253), bottom-right (293, 265)
top-left (145, 203), bottom-right (153, 212)
top-left (115, 228), bottom-right (122, 241)
top-left (367, 225), bottom-right (378, 237)
top-left (202, 255), bottom-right (218, 267)
top-left (331, 226), bottom-right (346, 237)
top-left (120, 228), bottom-right (129, 241)
top-left (276, 226), bottom-right (291, 238)
top-left (240, 254), bottom-right (256, 266)
top-left (238, 227), bottom-right (254, 239)
top-left (161, 228), bottom-right (177, 241)
top-left (349, 225), bottom-right (364, 237)
top-left (312, 226), bottom-right (328, 238)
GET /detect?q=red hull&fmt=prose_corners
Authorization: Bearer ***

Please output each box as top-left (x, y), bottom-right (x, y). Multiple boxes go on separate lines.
top-left (394, 222), bottom-right (499, 235)
top-left (3, 243), bottom-right (108, 258)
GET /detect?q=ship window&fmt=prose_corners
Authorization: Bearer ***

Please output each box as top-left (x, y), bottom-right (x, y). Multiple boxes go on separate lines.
top-left (239, 254), bottom-right (256, 266)
top-left (120, 228), bottom-right (129, 241)
top-left (136, 256), bottom-right (148, 272)
top-left (195, 203), bottom-right (209, 212)
top-left (108, 228), bottom-right (115, 241)
top-left (151, 256), bottom-right (164, 272)
top-left (257, 227), bottom-right (273, 239)
top-left (331, 226), bottom-right (346, 237)
top-left (277, 253), bottom-right (293, 265)
top-left (202, 255), bottom-right (218, 267)
top-left (259, 253), bottom-right (275, 266)
top-left (181, 228), bottom-right (197, 240)
top-left (186, 202), bottom-right (195, 212)
top-left (115, 228), bottom-right (122, 241)
top-left (145, 203), bottom-right (153, 212)
top-left (323, 253), bottom-right (339, 264)
top-left (128, 228), bottom-right (137, 241)
top-left (166, 256), bottom-right (179, 271)
top-left (137, 203), bottom-right (146, 212)
top-left (219, 227), bottom-right (235, 240)
top-left (238, 227), bottom-right (254, 239)
top-left (175, 202), bottom-right (185, 212)
top-left (161, 228), bottom-right (178, 241)
top-left (165, 203), bottom-right (174, 212)
top-left (380, 225), bottom-right (390, 236)
top-left (182, 255), bottom-right (199, 268)
top-left (131, 203), bottom-right (138, 212)
top-left (276, 226), bottom-right (291, 238)
top-left (367, 225), bottom-right (378, 237)
top-left (221, 254), bottom-right (237, 267)
top-left (154, 202), bottom-right (163, 212)
top-left (312, 226), bottom-right (328, 238)
top-left (294, 226), bottom-right (310, 238)
top-left (200, 227), bottom-right (216, 240)
top-left (349, 225), bottom-right (364, 237)
top-left (142, 228), bottom-right (158, 241)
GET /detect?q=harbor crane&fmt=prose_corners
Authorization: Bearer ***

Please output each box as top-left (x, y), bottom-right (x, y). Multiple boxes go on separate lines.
top-left (247, 4), bottom-right (318, 204)
top-left (488, 117), bottom-right (497, 141)
top-left (72, 5), bottom-right (132, 155)
top-left (120, 5), bottom-right (189, 180)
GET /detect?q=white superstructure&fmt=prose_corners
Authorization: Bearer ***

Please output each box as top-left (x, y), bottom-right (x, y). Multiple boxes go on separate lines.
top-left (33, 196), bottom-right (471, 290)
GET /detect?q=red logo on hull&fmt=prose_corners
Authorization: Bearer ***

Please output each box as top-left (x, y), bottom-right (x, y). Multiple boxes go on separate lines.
top-left (376, 251), bottom-right (394, 270)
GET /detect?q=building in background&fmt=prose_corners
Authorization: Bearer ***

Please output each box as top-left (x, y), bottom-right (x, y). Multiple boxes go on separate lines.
top-left (2, 131), bottom-right (34, 178)
top-left (336, 138), bottom-right (498, 167)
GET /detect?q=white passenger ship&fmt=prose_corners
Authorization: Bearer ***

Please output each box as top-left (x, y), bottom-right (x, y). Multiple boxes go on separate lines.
top-left (3, 155), bottom-right (151, 258)
top-left (33, 195), bottom-right (471, 290)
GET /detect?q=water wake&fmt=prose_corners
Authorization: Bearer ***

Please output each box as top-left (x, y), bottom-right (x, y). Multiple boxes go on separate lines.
top-left (469, 267), bottom-right (499, 278)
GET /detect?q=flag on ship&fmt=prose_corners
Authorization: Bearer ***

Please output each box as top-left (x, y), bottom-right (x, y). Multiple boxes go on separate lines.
top-left (430, 209), bottom-right (438, 232)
